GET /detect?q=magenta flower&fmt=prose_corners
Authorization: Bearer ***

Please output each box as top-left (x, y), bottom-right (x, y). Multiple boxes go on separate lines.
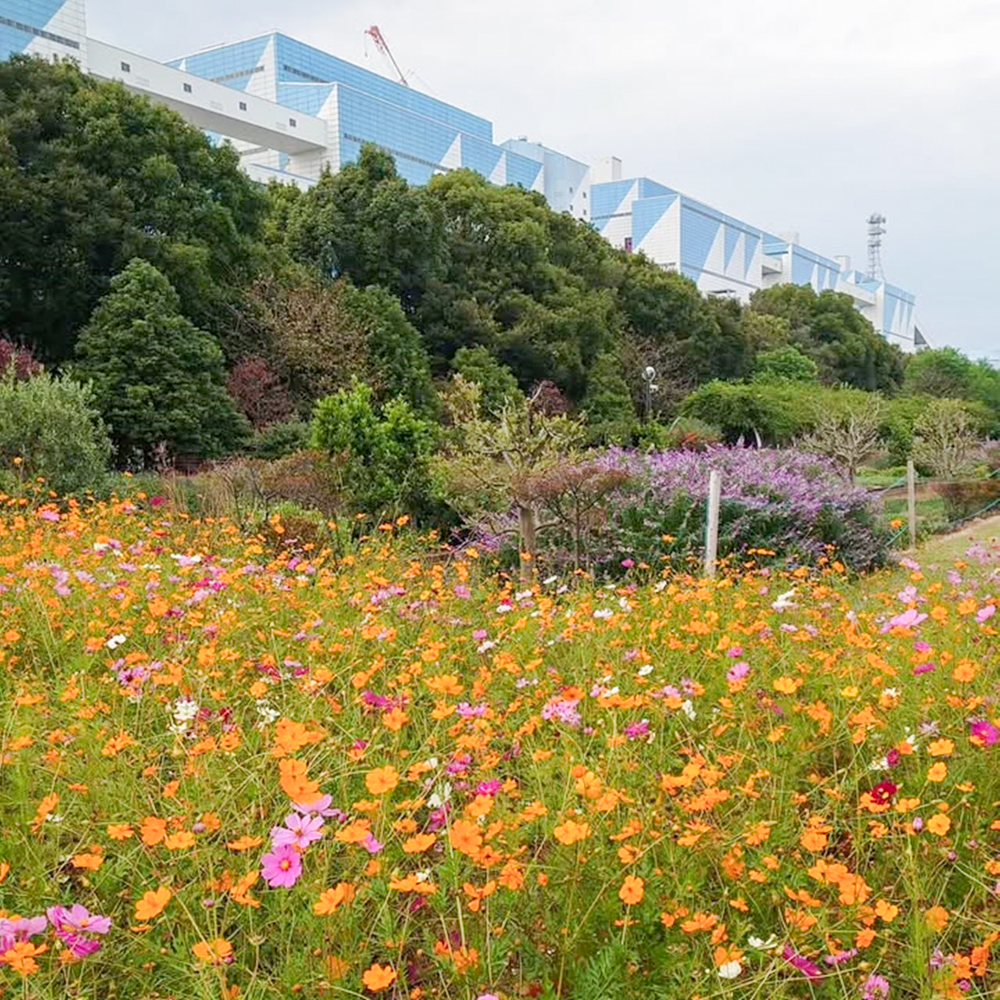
top-left (970, 719), bottom-right (999, 746)
top-left (261, 844), bottom-right (303, 888)
top-left (862, 972), bottom-right (890, 999)
top-left (0, 914), bottom-right (47, 951)
top-left (362, 831), bottom-right (384, 854)
top-left (882, 608), bottom-right (928, 632)
top-left (727, 661), bottom-right (750, 682)
top-left (782, 944), bottom-right (822, 978)
top-left (292, 793), bottom-right (338, 817)
top-left (46, 904), bottom-right (110, 957)
top-left (977, 604), bottom-right (996, 624)
top-left (271, 812), bottom-right (324, 850)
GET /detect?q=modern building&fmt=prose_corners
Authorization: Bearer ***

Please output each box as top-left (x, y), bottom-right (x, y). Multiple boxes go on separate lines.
top-left (0, 0), bottom-right (918, 345)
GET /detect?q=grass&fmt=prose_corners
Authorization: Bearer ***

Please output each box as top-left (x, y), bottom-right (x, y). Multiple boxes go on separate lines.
top-left (0, 493), bottom-right (998, 999)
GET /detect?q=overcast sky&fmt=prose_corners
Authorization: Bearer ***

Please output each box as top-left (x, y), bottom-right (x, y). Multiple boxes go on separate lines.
top-left (86, 0), bottom-right (999, 361)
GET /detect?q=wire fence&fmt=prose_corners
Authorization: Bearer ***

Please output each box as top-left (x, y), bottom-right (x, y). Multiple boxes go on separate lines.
top-left (880, 467), bottom-right (1000, 550)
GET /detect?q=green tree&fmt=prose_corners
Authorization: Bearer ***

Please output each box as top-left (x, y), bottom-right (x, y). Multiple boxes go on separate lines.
top-left (910, 399), bottom-right (983, 479)
top-left (0, 368), bottom-right (111, 494)
top-left (310, 380), bottom-right (436, 520)
top-left (581, 351), bottom-right (637, 444)
top-left (753, 345), bottom-right (819, 383)
top-left (451, 345), bottom-right (523, 417)
top-left (73, 259), bottom-right (248, 463)
top-left (339, 283), bottom-right (436, 415)
top-left (902, 348), bottom-right (1000, 434)
top-left (749, 285), bottom-right (904, 392)
top-left (285, 146), bottom-right (447, 315)
top-left (0, 57), bottom-right (267, 362)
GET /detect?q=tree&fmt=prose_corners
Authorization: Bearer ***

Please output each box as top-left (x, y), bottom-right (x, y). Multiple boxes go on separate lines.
top-left (0, 368), bottom-right (111, 494)
top-left (581, 351), bottom-right (637, 444)
top-left (749, 285), bottom-right (904, 392)
top-left (910, 399), bottom-right (983, 479)
top-left (753, 345), bottom-right (819, 383)
top-left (801, 395), bottom-right (885, 482)
top-left (226, 356), bottom-right (294, 430)
top-left (73, 259), bottom-right (248, 463)
top-left (435, 379), bottom-right (585, 580)
top-left (451, 345), bottom-right (523, 417)
top-left (902, 348), bottom-right (1000, 434)
top-left (285, 146), bottom-right (447, 315)
top-left (0, 57), bottom-right (267, 362)
top-left (311, 380), bottom-right (436, 520)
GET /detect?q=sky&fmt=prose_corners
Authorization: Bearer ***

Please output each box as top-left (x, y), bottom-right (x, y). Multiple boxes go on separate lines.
top-left (86, 0), bottom-right (1000, 361)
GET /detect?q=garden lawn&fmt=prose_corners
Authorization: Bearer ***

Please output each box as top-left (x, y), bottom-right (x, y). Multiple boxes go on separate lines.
top-left (0, 496), bottom-right (999, 1000)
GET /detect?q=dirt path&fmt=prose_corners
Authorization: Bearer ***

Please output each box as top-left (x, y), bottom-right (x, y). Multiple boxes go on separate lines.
top-left (912, 513), bottom-right (1000, 564)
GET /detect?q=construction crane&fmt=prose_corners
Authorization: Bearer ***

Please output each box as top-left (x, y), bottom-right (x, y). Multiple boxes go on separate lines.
top-left (364, 26), bottom-right (409, 87)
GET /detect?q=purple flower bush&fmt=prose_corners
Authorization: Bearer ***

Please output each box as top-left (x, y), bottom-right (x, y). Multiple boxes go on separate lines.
top-left (470, 446), bottom-right (891, 573)
top-left (600, 446), bottom-right (891, 572)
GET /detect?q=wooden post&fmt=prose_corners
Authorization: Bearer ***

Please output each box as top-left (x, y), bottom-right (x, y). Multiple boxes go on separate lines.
top-left (705, 470), bottom-right (721, 578)
top-left (906, 460), bottom-right (917, 549)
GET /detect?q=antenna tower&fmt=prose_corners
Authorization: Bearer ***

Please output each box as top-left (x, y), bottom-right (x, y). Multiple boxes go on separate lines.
top-left (866, 213), bottom-right (886, 281)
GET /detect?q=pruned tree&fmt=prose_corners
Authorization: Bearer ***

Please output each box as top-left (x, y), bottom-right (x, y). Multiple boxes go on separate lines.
top-left (910, 399), bottom-right (983, 479)
top-left (436, 378), bottom-right (585, 580)
top-left (801, 395), bottom-right (885, 483)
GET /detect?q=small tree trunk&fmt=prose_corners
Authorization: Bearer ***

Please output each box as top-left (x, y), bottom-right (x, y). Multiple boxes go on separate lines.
top-left (518, 503), bottom-right (538, 583)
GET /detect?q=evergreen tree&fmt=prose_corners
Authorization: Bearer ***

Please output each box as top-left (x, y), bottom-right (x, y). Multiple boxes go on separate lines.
top-left (73, 259), bottom-right (248, 463)
top-left (581, 352), bottom-right (637, 444)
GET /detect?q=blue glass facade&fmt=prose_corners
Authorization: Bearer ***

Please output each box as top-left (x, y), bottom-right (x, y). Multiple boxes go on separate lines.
top-left (0, 0), bottom-right (85, 62)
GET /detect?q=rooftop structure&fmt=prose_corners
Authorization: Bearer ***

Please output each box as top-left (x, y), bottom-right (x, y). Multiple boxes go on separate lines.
top-left (1, 0), bottom-right (918, 345)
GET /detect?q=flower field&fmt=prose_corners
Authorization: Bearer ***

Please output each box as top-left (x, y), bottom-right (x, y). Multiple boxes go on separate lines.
top-left (1, 497), bottom-right (999, 999)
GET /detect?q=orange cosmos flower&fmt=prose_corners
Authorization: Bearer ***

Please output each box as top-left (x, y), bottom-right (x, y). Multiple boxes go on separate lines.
top-left (926, 813), bottom-right (951, 837)
top-left (402, 833), bottom-right (436, 854)
top-left (619, 875), bottom-right (644, 905)
top-left (314, 882), bottom-right (356, 915)
top-left (925, 905), bottom-right (950, 931)
top-left (928, 738), bottom-right (955, 758)
top-left (192, 938), bottom-right (233, 966)
top-left (107, 823), bottom-right (134, 840)
top-left (362, 962), bottom-right (397, 992)
top-left (365, 765), bottom-right (399, 795)
top-left (3, 940), bottom-right (47, 975)
top-left (279, 757), bottom-right (321, 803)
top-left (140, 816), bottom-right (167, 846)
top-left (227, 836), bottom-right (264, 852)
top-left (134, 886), bottom-right (172, 921)
top-left (449, 819), bottom-right (483, 856)
top-left (553, 819), bottom-right (590, 846)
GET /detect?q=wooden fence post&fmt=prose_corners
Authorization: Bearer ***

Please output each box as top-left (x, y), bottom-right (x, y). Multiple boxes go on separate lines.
top-left (907, 460), bottom-right (917, 549)
top-left (705, 470), bottom-right (721, 578)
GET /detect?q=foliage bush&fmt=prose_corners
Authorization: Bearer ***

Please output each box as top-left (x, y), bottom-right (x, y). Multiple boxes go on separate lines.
top-left (259, 450), bottom-right (342, 518)
top-left (311, 381), bottom-right (437, 520)
top-left (603, 447), bottom-right (892, 572)
top-left (0, 368), bottom-right (111, 494)
top-left (73, 259), bottom-right (249, 464)
top-left (244, 420), bottom-right (312, 460)
top-left (0, 338), bottom-right (42, 380)
top-left (933, 479), bottom-right (1000, 524)
top-left (637, 416), bottom-right (722, 452)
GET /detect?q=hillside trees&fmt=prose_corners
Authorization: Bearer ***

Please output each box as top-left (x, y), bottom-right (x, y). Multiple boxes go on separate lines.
top-left (73, 259), bottom-right (248, 462)
top-left (0, 57), bottom-right (267, 362)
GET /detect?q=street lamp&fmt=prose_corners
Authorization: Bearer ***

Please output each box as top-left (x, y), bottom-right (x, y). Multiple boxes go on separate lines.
top-left (641, 366), bottom-right (658, 423)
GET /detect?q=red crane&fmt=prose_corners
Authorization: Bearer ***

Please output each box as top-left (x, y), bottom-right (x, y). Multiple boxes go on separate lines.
top-left (364, 25), bottom-right (409, 87)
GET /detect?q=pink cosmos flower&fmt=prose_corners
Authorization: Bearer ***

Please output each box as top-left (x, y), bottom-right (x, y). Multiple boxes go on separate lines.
top-left (782, 944), bottom-right (821, 978)
top-left (271, 812), bottom-right (324, 850)
top-left (46, 904), bottom-right (110, 957)
top-left (977, 605), bottom-right (996, 624)
top-left (970, 720), bottom-right (999, 746)
top-left (261, 844), bottom-right (303, 888)
top-left (882, 608), bottom-right (928, 632)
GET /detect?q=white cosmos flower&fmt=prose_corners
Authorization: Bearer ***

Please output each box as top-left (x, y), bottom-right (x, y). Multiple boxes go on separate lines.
top-left (106, 633), bottom-right (127, 650)
top-left (718, 960), bottom-right (742, 979)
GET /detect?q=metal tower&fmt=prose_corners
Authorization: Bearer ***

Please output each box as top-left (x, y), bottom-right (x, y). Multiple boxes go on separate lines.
top-left (866, 213), bottom-right (886, 281)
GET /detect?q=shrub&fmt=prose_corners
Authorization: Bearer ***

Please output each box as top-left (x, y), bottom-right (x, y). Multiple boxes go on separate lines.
top-left (244, 420), bottom-right (312, 460)
top-left (311, 381), bottom-right (436, 520)
top-left (934, 479), bottom-right (1000, 524)
top-left (752, 345), bottom-right (819, 383)
top-left (603, 447), bottom-right (891, 572)
top-left (259, 450), bottom-right (341, 518)
top-left (451, 345), bottom-right (523, 417)
top-left (638, 417), bottom-right (722, 452)
top-left (0, 338), bottom-right (42, 380)
top-left (0, 368), bottom-right (111, 494)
